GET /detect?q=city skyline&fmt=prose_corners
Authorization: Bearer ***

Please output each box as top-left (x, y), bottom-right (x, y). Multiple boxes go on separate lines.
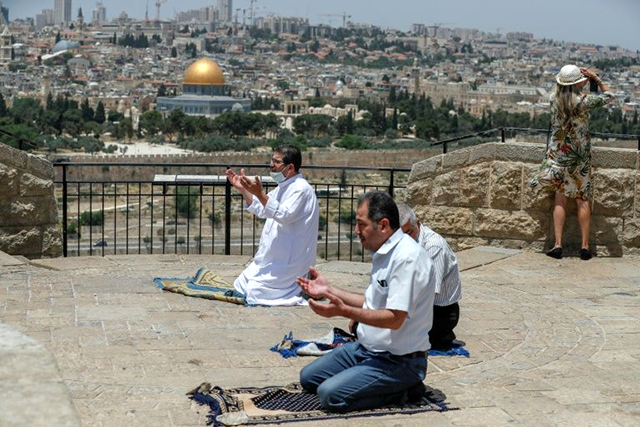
top-left (1, 0), bottom-right (639, 51)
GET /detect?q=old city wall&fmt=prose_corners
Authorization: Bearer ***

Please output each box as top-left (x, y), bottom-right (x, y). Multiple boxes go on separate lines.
top-left (403, 142), bottom-right (640, 255)
top-left (0, 144), bottom-right (62, 258)
top-left (54, 149), bottom-right (441, 182)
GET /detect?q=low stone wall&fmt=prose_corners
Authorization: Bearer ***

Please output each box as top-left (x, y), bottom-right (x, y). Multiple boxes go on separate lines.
top-left (403, 142), bottom-right (640, 256)
top-left (0, 144), bottom-right (62, 258)
top-left (53, 148), bottom-right (441, 182)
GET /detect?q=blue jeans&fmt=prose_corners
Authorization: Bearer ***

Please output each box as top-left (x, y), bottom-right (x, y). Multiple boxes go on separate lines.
top-left (300, 341), bottom-right (427, 412)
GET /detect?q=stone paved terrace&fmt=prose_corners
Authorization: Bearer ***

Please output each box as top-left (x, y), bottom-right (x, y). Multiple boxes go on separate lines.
top-left (1, 248), bottom-right (640, 427)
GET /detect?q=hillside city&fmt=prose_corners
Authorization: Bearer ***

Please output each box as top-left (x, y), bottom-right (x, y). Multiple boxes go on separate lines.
top-left (0, 0), bottom-right (639, 155)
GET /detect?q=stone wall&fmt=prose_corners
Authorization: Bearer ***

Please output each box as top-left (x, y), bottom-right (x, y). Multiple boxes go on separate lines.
top-left (53, 148), bottom-right (441, 182)
top-left (403, 142), bottom-right (640, 256)
top-left (0, 143), bottom-right (62, 258)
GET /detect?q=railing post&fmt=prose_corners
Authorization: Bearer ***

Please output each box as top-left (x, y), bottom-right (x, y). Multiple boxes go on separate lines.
top-left (388, 170), bottom-right (395, 198)
top-left (501, 128), bottom-right (506, 142)
top-left (637, 136), bottom-right (640, 151)
top-left (443, 142), bottom-right (448, 154)
top-left (62, 165), bottom-right (68, 257)
top-left (225, 167), bottom-right (232, 255)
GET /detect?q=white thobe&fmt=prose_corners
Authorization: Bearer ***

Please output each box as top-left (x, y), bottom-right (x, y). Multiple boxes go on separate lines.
top-left (233, 173), bottom-right (319, 306)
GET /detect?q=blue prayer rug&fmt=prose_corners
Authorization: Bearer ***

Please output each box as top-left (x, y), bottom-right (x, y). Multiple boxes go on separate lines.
top-left (154, 268), bottom-right (246, 305)
top-left (187, 382), bottom-right (455, 426)
top-left (270, 329), bottom-right (470, 358)
top-left (271, 328), bottom-right (356, 358)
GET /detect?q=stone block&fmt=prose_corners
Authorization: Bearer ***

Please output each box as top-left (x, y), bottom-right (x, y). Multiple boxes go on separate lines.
top-left (592, 147), bottom-right (638, 169)
top-left (468, 143), bottom-right (497, 165)
top-left (449, 236), bottom-right (489, 251)
top-left (0, 198), bottom-right (53, 227)
top-left (474, 209), bottom-right (549, 240)
top-left (26, 155), bottom-right (55, 180)
top-left (441, 147), bottom-right (470, 169)
top-left (622, 218), bottom-right (640, 248)
top-left (0, 143), bottom-right (28, 170)
top-left (522, 164), bottom-right (554, 211)
top-left (432, 170), bottom-right (461, 206)
top-left (403, 179), bottom-right (433, 207)
top-left (42, 226), bottom-right (63, 258)
top-left (0, 227), bottom-right (42, 256)
top-left (408, 155), bottom-right (442, 182)
top-left (0, 163), bottom-right (18, 196)
top-left (489, 161), bottom-right (523, 210)
top-left (576, 215), bottom-right (624, 244)
top-left (592, 169), bottom-right (635, 216)
top-left (459, 164), bottom-right (490, 207)
top-left (19, 172), bottom-right (54, 197)
top-left (494, 142), bottom-right (546, 164)
top-left (414, 205), bottom-right (473, 235)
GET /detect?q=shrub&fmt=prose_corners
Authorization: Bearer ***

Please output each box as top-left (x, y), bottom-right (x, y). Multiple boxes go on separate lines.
top-left (79, 210), bottom-right (104, 226)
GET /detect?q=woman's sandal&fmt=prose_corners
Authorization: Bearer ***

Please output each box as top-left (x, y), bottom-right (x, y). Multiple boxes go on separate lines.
top-left (546, 247), bottom-right (563, 259)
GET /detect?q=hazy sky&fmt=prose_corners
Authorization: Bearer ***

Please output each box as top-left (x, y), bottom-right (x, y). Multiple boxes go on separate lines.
top-left (5, 0), bottom-right (640, 51)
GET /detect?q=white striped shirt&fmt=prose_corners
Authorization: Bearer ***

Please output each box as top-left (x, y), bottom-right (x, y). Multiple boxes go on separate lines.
top-left (417, 224), bottom-right (462, 307)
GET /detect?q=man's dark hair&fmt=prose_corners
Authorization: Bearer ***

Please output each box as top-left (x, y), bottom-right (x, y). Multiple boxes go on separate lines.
top-left (275, 145), bottom-right (302, 172)
top-left (358, 191), bottom-right (400, 230)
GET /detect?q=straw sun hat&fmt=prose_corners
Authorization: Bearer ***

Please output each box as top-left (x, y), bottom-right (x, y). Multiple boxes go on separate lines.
top-left (556, 64), bottom-right (588, 86)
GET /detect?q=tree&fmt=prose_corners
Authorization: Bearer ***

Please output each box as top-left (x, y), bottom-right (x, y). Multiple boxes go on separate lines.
top-left (94, 101), bottom-right (106, 124)
top-left (176, 186), bottom-right (198, 217)
top-left (336, 134), bottom-right (369, 150)
top-left (0, 93), bottom-right (6, 116)
top-left (118, 118), bottom-right (134, 141)
top-left (139, 110), bottom-right (164, 136)
top-left (81, 99), bottom-right (94, 122)
top-left (171, 46), bottom-right (177, 58)
top-left (55, 32), bottom-right (61, 43)
top-left (157, 84), bottom-right (167, 97)
top-left (107, 109), bottom-right (124, 123)
top-left (165, 108), bottom-right (186, 139)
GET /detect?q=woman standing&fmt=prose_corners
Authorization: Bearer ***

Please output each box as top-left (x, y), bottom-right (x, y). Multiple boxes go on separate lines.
top-left (531, 65), bottom-right (613, 260)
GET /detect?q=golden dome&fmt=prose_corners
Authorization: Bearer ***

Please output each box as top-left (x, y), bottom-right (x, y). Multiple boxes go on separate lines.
top-left (183, 58), bottom-right (225, 85)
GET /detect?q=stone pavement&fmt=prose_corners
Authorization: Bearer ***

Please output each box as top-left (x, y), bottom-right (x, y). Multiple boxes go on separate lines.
top-left (1, 248), bottom-right (639, 426)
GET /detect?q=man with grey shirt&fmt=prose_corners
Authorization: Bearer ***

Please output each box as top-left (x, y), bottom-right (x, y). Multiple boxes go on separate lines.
top-left (398, 204), bottom-right (462, 351)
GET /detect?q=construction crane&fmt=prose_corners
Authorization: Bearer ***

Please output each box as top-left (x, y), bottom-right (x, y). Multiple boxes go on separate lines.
top-left (249, 0), bottom-right (258, 27)
top-left (317, 12), bottom-right (352, 28)
top-left (155, 0), bottom-right (167, 21)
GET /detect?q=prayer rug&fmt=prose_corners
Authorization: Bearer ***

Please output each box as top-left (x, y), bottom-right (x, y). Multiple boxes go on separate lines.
top-left (270, 328), bottom-right (356, 358)
top-left (270, 329), bottom-right (470, 358)
top-left (154, 268), bottom-right (246, 305)
top-left (187, 382), bottom-right (453, 426)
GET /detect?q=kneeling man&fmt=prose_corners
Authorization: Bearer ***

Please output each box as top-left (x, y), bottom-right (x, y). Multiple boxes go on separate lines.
top-left (226, 145), bottom-right (319, 305)
top-left (397, 204), bottom-right (462, 351)
top-left (297, 191), bottom-right (435, 412)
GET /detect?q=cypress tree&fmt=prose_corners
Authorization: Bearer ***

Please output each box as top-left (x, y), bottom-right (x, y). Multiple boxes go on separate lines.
top-left (94, 101), bottom-right (106, 124)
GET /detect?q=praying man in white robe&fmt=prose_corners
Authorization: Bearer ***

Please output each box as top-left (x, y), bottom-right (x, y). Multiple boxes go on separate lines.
top-left (226, 145), bottom-right (320, 306)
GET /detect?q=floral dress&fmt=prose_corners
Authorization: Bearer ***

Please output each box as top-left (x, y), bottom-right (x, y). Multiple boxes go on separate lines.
top-left (530, 91), bottom-right (613, 200)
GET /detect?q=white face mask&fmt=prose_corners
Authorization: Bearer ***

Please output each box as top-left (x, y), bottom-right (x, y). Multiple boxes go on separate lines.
top-left (270, 164), bottom-right (290, 184)
top-left (270, 170), bottom-right (287, 184)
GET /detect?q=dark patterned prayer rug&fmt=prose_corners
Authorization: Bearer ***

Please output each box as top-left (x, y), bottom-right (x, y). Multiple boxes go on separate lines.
top-left (187, 382), bottom-right (454, 426)
top-left (154, 268), bottom-right (246, 305)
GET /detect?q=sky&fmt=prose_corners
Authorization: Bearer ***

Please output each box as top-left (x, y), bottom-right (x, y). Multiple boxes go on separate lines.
top-left (4, 0), bottom-right (640, 51)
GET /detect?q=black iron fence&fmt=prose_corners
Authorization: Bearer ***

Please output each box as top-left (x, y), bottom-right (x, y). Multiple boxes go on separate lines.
top-left (54, 163), bottom-right (411, 261)
top-left (430, 127), bottom-right (640, 153)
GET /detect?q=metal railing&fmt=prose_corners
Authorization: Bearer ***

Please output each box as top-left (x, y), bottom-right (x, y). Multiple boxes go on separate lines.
top-left (430, 127), bottom-right (640, 153)
top-left (54, 163), bottom-right (411, 261)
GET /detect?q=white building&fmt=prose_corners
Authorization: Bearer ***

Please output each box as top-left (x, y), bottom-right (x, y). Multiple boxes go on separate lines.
top-left (92, 1), bottom-right (106, 25)
top-left (217, 0), bottom-right (232, 22)
top-left (54, 0), bottom-right (72, 25)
